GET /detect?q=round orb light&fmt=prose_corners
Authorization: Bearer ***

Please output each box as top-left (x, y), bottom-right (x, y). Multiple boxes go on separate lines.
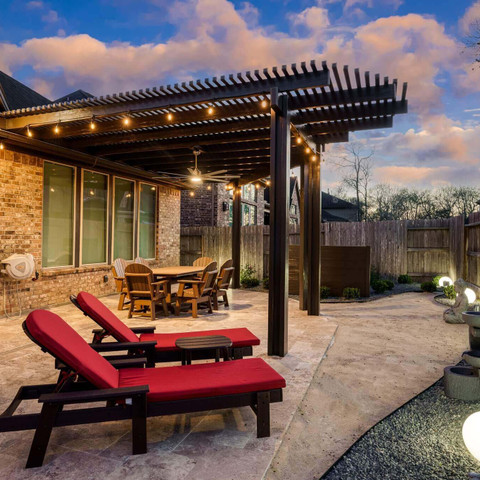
top-left (465, 288), bottom-right (477, 305)
top-left (438, 276), bottom-right (453, 287)
top-left (463, 412), bottom-right (480, 462)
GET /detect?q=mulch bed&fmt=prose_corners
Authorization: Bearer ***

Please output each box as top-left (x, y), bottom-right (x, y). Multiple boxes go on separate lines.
top-left (321, 376), bottom-right (480, 480)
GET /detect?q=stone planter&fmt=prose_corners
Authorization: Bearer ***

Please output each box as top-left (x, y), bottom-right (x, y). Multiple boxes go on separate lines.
top-left (463, 311), bottom-right (480, 350)
top-left (444, 365), bottom-right (480, 401)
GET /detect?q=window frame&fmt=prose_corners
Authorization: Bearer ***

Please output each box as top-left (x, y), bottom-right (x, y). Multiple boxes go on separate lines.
top-left (112, 176), bottom-right (137, 262)
top-left (79, 169), bottom-right (110, 267)
top-left (137, 182), bottom-right (157, 260)
top-left (42, 160), bottom-right (77, 270)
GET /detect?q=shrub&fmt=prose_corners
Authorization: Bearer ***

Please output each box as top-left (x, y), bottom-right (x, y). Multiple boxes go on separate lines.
top-left (433, 275), bottom-right (442, 287)
top-left (444, 284), bottom-right (456, 300)
top-left (384, 279), bottom-right (395, 290)
top-left (370, 267), bottom-right (381, 284)
top-left (262, 277), bottom-right (269, 289)
top-left (240, 264), bottom-right (260, 288)
top-left (421, 281), bottom-right (437, 293)
top-left (343, 287), bottom-right (361, 299)
top-left (398, 274), bottom-right (413, 284)
top-left (320, 286), bottom-right (330, 299)
top-left (371, 280), bottom-right (389, 294)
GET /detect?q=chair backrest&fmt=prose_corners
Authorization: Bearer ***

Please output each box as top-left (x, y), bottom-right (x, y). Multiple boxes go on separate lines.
top-left (218, 259), bottom-right (234, 290)
top-left (125, 263), bottom-right (154, 298)
top-left (75, 292), bottom-right (139, 343)
top-left (135, 257), bottom-right (149, 266)
top-left (25, 310), bottom-right (119, 389)
top-left (193, 256), bottom-right (214, 267)
top-left (200, 261), bottom-right (218, 295)
top-left (113, 258), bottom-right (128, 278)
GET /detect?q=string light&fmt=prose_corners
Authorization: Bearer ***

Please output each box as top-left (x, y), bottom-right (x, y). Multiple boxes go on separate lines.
top-left (311, 155), bottom-right (317, 162)
top-left (54, 123), bottom-right (60, 135)
top-left (151, 186), bottom-right (156, 191)
top-left (296, 137), bottom-right (302, 145)
top-left (27, 126), bottom-right (33, 137)
top-left (206, 185), bottom-right (212, 191)
top-left (89, 190), bottom-right (95, 196)
top-left (167, 113), bottom-right (173, 121)
top-left (123, 115), bottom-right (131, 127)
top-left (255, 183), bottom-right (260, 189)
top-left (90, 117), bottom-right (96, 130)
top-left (0, 142), bottom-right (4, 150)
top-left (305, 147), bottom-right (311, 154)
top-left (207, 106), bottom-right (214, 115)
top-left (261, 100), bottom-right (268, 108)
top-left (266, 180), bottom-right (271, 186)
top-left (189, 191), bottom-right (195, 197)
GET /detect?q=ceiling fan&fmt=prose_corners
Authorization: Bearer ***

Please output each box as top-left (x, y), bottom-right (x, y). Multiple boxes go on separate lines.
top-left (153, 148), bottom-right (240, 184)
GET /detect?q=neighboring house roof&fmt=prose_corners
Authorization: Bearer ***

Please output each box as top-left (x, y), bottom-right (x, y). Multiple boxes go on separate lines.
top-left (54, 89), bottom-right (94, 103)
top-left (322, 210), bottom-right (349, 222)
top-left (0, 71), bottom-right (51, 111)
top-left (322, 192), bottom-right (356, 210)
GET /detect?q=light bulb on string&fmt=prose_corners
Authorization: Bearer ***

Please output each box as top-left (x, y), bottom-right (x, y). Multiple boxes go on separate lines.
top-left (90, 117), bottom-right (96, 130)
top-left (261, 100), bottom-right (268, 108)
top-left (27, 126), bottom-right (33, 137)
top-left (305, 147), bottom-right (311, 154)
top-left (296, 137), bottom-right (302, 145)
top-left (207, 106), bottom-right (214, 115)
top-left (0, 142), bottom-right (4, 150)
top-left (167, 113), bottom-right (173, 121)
top-left (123, 115), bottom-right (131, 127)
top-left (54, 123), bottom-right (60, 135)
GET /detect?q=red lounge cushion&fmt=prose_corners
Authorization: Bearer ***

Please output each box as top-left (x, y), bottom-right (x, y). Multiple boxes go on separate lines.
top-left (140, 328), bottom-right (260, 351)
top-left (119, 358), bottom-right (285, 402)
top-left (77, 291), bottom-right (139, 344)
top-left (26, 310), bottom-right (119, 389)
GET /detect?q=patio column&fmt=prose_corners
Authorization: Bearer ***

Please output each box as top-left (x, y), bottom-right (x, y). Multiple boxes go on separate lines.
top-left (268, 88), bottom-right (290, 357)
top-left (231, 180), bottom-right (241, 288)
top-left (306, 148), bottom-right (322, 315)
top-left (299, 161), bottom-right (310, 311)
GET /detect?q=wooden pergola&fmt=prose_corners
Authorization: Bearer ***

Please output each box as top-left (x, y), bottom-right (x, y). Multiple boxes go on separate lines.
top-left (0, 59), bottom-right (408, 356)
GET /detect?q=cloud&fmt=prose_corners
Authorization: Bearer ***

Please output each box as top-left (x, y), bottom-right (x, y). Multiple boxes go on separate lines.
top-left (26, 1), bottom-right (44, 9)
top-left (41, 9), bottom-right (59, 23)
top-left (460, 0), bottom-right (480, 34)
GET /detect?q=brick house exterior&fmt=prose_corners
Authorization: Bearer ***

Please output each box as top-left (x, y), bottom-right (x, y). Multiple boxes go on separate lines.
top-left (0, 147), bottom-right (181, 315)
top-left (181, 183), bottom-right (265, 227)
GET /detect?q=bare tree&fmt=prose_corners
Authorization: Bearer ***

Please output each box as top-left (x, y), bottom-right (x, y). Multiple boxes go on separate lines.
top-left (463, 18), bottom-right (480, 66)
top-left (332, 142), bottom-right (374, 221)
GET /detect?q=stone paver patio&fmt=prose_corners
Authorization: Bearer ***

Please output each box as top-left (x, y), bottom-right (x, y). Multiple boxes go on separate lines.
top-left (0, 290), bottom-right (337, 480)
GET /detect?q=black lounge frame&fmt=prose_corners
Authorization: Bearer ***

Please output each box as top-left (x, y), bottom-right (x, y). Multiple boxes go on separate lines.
top-left (70, 295), bottom-right (254, 366)
top-left (0, 320), bottom-right (282, 469)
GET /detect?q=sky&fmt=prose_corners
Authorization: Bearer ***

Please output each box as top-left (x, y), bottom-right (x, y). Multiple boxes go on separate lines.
top-left (0, 0), bottom-right (479, 191)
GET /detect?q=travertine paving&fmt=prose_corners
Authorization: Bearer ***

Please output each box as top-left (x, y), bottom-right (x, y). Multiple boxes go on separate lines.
top-left (0, 290), bottom-right (337, 480)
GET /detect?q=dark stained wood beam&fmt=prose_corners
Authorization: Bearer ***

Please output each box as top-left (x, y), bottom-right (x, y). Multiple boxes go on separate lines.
top-left (268, 89), bottom-right (290, 357)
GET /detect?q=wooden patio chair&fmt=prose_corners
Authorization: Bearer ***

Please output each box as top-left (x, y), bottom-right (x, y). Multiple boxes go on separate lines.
top-left (175, 261), bottom-right (218, 318)
top-left (135, 257), bottom-right (149, 266)
top-left (213, 259), bottom-right (234, 310)
top-left (0, 309), bottom-right (285, 468)
top-left (193, 256), bottom-right (214, 267)
top-left (124, 263), bottom-right (169, 320)
top-left (112, 258), bottom-right (129, 310)
top-left (71, 291), bottom-right (261, 363)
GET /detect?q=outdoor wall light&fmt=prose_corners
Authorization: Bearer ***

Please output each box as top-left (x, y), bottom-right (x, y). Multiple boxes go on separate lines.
top-left (463, 412), bottom-right (480, 463)
top-left (465, 288), bottom-right (477, 305)
top-left (439, 276), bottom-right (453, 287)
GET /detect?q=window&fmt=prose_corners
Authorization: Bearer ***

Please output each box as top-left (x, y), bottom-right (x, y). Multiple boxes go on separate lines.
top-left (241, 184), bottom-right (256, 202)
top-left (139, 184), bottom-right (156, 259)
top-left (113, 178), bottom-right (135, 260)
top-left (242, 203), bottom-right (257, 225)
top-left (290, 204), bottom-right (297, 216)
top-left (42, 162), bottom-right (75, 267)
top-left (82, 171), bottom-right (108, 264)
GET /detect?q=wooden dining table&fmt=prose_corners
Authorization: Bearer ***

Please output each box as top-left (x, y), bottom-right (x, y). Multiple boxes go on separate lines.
top-left (152, 266), bottom-right (204, 303)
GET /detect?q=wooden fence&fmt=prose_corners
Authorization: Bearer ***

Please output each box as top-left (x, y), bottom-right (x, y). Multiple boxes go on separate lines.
top-left (180, 214), bottom-right (480, 285)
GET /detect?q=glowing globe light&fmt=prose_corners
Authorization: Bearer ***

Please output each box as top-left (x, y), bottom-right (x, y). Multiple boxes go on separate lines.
top-left (463, 412), bottom-right (480, 462)
top-left (465, 288), bottom-right (477, 305)
top-left (438, 276), bottom-right (453, 287)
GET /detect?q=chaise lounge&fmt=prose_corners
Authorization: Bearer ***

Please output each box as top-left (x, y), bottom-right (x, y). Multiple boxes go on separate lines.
top-left (0, 310), bottom-right (285, 468)
top-left (71, 291), bottom-right (261, 364)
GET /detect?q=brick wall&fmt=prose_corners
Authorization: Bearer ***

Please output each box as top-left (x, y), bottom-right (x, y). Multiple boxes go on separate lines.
top-left (0, 147), bottom-right (180, 316)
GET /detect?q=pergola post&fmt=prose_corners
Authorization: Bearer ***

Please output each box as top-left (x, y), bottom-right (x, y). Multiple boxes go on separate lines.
top-left (299, 161), bottom-right (310, 311)
top-left (268, 88), bottom-right (290, 357)
top-left (306, 149), bottom-right (322, 315)
top-left (231, 180), bottom-right (241, 289)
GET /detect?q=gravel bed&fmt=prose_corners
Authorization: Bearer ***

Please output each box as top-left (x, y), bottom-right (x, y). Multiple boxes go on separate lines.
top-left (321, 377), bottom-right (480, 480)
